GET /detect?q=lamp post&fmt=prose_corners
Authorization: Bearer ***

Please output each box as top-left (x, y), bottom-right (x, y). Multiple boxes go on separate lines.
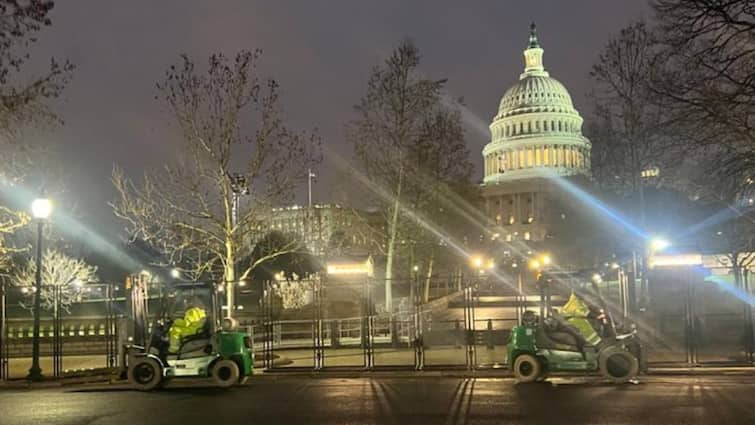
top-left (227, 173), bottom-right (249, 319)
top-left (642, 236), bottom-right (670, 307)
top-left (27, 198), bottom-right (52, 381)
top-left (528, 253), bottom-right (552, 319)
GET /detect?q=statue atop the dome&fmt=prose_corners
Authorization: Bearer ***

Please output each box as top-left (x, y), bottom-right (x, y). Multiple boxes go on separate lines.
top-left (528, 22), bottom-right (540, 49)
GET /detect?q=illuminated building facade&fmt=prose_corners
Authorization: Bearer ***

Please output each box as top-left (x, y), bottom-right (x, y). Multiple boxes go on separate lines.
top-left (481, 24), bottom-right (592, 244)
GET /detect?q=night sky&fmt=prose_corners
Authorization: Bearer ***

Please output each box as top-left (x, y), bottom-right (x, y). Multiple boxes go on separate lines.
top-left (29, 0), bottom-right (651, 243)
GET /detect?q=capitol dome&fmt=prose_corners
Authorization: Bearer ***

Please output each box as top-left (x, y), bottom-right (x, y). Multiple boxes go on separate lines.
top-left (497, 76), bottom-right (576, 118)
top-left (482, 24), bottom-right (591, 184)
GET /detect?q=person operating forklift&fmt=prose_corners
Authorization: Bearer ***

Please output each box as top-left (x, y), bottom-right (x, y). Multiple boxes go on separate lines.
top-left (168, 304), bottom-right (207, 353)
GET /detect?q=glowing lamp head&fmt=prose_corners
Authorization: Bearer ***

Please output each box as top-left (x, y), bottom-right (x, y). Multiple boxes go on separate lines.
top-left (541, 255), bottom-right (551, 266)
top-left (31, 198), bottom-right (52, 219)
top-left (471, 256), bottom-right (483, 269)
top-left (170, 268), bottom-right (181, 278)
top-left (592, 273), bottom-right (602, 283)
top-left (486, 260), bottom-right (495, 270)
top-left (650, 237), bottom-right (671, 252)
top-left (529, 259), bottom-right (540, 270)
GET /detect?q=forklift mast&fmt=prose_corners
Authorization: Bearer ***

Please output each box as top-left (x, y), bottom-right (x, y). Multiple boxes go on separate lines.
top-left (126, 274), bottom-right (150, 347)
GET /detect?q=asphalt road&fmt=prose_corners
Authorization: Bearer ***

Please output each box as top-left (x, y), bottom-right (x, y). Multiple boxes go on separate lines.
top-left (1, 376), bottom-right (754, 425)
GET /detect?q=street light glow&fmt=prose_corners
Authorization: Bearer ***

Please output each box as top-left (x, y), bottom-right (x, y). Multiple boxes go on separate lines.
top-left (529, 259), bottom-right (540, 270)
top-left (31, 198), bottom-right (52, 219)
top-left (170, 268), bottom-right (181, 278)
top-left (471, 256), bottom-right (483, 269)
top-left (650, 237), bottom-right (671, 252)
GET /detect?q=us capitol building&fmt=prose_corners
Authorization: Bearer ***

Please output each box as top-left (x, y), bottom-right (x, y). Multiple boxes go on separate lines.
top-left (481, 24), bottom-right (592, 245)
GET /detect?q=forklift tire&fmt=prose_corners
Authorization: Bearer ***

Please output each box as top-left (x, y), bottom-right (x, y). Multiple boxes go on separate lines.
top-left (128, 357), bottom-right (163, 391)
top-left (513, 354), bottom-right (542, 383)
top-left (212, 359), bottom-right (240, 388)
top-left (599, 347), bottom-right (639, 384)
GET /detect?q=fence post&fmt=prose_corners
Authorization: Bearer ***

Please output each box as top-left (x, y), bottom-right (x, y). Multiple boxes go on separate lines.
top-left (454, 319), bottom-right (462, 349)
top-left (330, 320), bottom-right (340, 348)
top-left (0, 280), bottom-right (6, 381)
top-left (487, 319), bottom-right (494, 349)
top-left (391, 317), bottom-right (399, 348)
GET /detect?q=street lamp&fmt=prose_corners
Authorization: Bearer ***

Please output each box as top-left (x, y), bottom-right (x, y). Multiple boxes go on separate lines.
top-left (528, 253), bottom-right (552, 271)
top-left (28, 197), bottom-right (52, 381)
top-left (649, 237), bottom-right (670, 253)
top-left (469, 255), bottom-right (495, 275)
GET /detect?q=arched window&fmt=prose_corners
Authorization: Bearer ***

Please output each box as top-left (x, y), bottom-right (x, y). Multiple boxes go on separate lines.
top-left (518, 149), bottom-right (525, 168)
top-left (527, 148), bottom-right (534, 167)
top-left (551, 121), bottom-right (555, 131)
top-left (535, 147), bottom-right (542, 165)
top-left (527, 121), bottom-right (532, 133)
top-left (519, 122), bottom-right (524, 134)
top-left (558, 121), bottom-right (562, 132)
top-left (544, 147), bottom-right (550, 165)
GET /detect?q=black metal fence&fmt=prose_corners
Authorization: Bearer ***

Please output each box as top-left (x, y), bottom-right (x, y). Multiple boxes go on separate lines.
top-left (2, 266), bottom-right (752, 379)
top-left (641, 267), bottom-right (754, 366)
top-left (0, 282), bottom-right (119, 381)
top-left (256, 275), bottom-right (523, 371)
top-left (254, 268), bottom-right (754, 372)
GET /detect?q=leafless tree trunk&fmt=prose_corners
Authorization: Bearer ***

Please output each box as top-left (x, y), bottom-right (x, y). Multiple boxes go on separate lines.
top-left (111, 50), bottom-right (319, 317)
top-left (349, 41), bottom-right (471, 312)
top-left (423, 248), bottom-right (435, 303)
top-left (0, 1), bottom-right (73, 262)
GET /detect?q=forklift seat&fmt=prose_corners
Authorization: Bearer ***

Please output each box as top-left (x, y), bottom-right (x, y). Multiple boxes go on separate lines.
top-left (535, 327), bottom-right (581, 352)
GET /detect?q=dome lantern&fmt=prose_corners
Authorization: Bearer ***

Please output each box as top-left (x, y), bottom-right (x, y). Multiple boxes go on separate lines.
top-left (522, 22), bottom-right (547, 78)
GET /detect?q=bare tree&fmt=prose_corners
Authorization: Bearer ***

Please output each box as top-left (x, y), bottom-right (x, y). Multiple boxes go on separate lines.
top-left (648, 0), bottom-right (754, 284)
top-left (349, 40), bottom-right (471, 311)
top-left (589, 21), bottom-right (684, 227)
top-left (274, 280), bottom-right (309, 310)
top-left (0, 0), bottom-right (73, 184)
top-left (111, 50), bottom-right (319, 315)
top-left (652, 0), bottom-right (754, 151)
top-left (15, 248), bottom-right (97, 314)
top-left (0, 1), bottom-right (72, 268)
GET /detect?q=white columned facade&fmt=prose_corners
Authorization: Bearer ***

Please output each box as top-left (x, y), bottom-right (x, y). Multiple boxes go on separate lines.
top-left (481, 23), bottom-right (592, 244)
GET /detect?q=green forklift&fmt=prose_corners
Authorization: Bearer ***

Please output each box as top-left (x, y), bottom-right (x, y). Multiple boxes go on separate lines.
top-left (122, 281), bottom-right (253, 390)
top-left (507, 271), bottom-right (641, 383)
